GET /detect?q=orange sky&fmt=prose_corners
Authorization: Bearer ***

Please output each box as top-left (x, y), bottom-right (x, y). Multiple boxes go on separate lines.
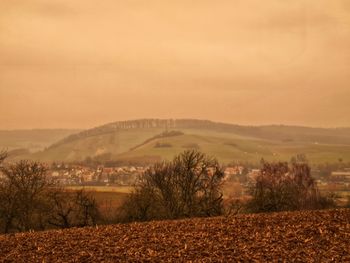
top-left (1, 0), bottom-right (350, 129)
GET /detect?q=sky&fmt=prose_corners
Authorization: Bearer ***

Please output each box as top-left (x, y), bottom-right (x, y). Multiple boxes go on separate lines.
top-left (0, 0), bottom-right (350, 129)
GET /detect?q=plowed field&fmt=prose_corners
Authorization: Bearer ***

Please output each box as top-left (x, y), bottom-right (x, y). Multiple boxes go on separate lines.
top-left (1, 209), bottom-right (349, 262)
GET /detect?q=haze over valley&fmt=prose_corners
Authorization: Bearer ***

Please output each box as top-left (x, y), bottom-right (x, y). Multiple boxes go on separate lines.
top-left (1, 1), bottom-right (350, 261)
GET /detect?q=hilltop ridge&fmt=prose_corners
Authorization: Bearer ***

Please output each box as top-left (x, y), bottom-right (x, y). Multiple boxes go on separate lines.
top-left (49, 119), bottom-right (350, 149)
top-left (4, 119), bottom-right (350, 164)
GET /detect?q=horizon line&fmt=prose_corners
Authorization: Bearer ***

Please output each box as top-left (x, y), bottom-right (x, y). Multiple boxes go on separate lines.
top-left (1, 118), bottom-right (350, 131)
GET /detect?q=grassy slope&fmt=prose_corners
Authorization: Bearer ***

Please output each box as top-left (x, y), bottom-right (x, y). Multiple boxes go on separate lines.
top-left (28, 128), bottom-right (164, 162)
top-left (7, 120), bottom-right (350, 164)
top-left (118, 129), bottom-right (350, 164)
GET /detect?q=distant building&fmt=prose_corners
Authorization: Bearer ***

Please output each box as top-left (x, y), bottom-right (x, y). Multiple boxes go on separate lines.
top-left (331, 171), bottom-right (350, 182)
top-left (51, 171), bottom-right (60, 177)
top-left (247, 169), bottom-right (260, 182)
top-left (224, 166), bottom-right (244, 180)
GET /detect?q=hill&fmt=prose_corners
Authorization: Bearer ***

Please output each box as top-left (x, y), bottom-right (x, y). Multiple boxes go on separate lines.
top-left (0, 129), bottom-right (81, 153)
top-left (0, 209), bottom-right (349, 262)
top-left (8, 119), bottom-right (350, 164)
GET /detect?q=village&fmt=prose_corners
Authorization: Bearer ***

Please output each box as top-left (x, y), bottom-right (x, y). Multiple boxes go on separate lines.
top-left (49, 163), bottom-right (146, 186)
top-left (48, 163), bottom-right (350, 193)
top-left (49, 163), bottom-right (246, 186)
top-left (48, 163), bottom-right (256, 187)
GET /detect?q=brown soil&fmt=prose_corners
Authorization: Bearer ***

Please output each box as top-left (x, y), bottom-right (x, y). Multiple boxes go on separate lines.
top-left (0, 209), bottom-right (349, 262)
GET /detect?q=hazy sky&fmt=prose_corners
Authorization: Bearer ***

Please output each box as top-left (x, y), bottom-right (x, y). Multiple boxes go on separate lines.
top-left (1, 0), bottom-right (350, 129)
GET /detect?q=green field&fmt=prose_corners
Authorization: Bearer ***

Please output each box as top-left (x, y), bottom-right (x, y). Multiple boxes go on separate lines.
top-left (118, 131), bottom-right (350, 164)
top-left (27, 128), bottom-right (165, 162)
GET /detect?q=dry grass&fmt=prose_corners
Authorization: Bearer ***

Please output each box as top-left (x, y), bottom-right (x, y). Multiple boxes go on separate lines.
top-left (0, 209), bottom-right (349, 262)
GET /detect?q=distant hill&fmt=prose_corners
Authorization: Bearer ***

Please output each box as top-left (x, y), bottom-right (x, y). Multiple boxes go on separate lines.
top-left (7, 119), bottom-right (350, 164)
top-left (0, 129), bottom-right (81, 154)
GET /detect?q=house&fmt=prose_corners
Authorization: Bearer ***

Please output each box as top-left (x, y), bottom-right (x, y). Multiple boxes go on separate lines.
top-left (51, 171), bottom-right (60, 177)
top-left (331, 171), bottom-right (350, 182)
top-left (81, 172), bottom-right (94, 182)
top-left (247, 169), bottom-right (260, 182)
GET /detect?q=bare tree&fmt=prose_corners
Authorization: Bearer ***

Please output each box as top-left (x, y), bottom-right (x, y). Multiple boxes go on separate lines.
top-left (74, 190), bottom-right (99, 227)
top-left (47, 189), bottom-right (99, 228)
top-left (120, 150), bottom-right (224, 222)
top-left (0, 157), bottom-right (100, 233)
top-left (247, 159), bottom-right (334, 213)
top-left (118, 186), bottom-right (159, 222)
top-left (0, 160), bottom-right (51, 232)
top-left (0, 150), bottom-right (7, 164)
top-left (47, 189), bottom-right (75, 228)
